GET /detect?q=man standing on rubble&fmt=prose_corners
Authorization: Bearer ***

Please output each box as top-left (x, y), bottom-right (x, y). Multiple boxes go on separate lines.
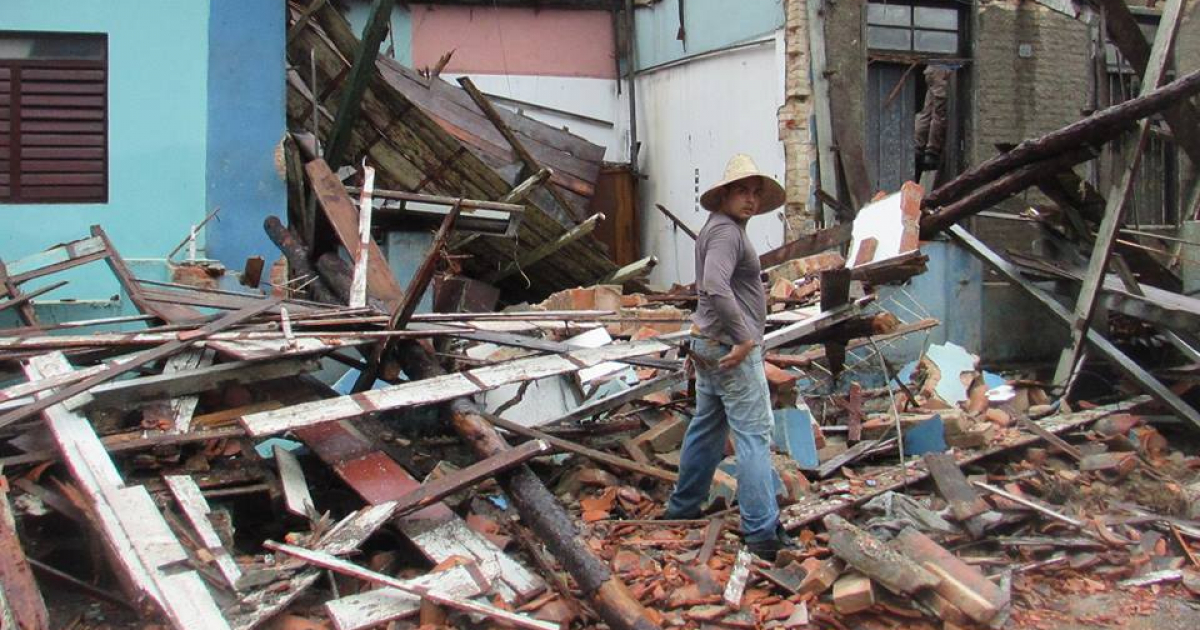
top-left (664, 154), bottom-right (796, 560)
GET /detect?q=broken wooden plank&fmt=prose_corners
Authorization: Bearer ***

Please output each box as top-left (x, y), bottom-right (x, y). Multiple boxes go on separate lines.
top-left (486, 413), bottom-right (678, 483)
top-left (823, 514), bottom-right (940, 596)
top-left (763, 297), bottom-right (871, 350)
top-left (893, 528), bottom-right (1008, 624)
top-left (240, 340), bottom-right (668, 436)
top-left (324, 563), bottom-right (489, 630)
top-left (274, 446), bottom-right (314, 518)
top-left (266, 541), bottom-right (556, 630)
top-left (0, 467), bottom-right (50, 630)
top-left (458, 76), bottom-right (584, 223)
top-left (348, 165), bottom-right (376, 309)
top-left (158, 349), bottom-right (215, 434)
top-left (389, 439), bottom-right (551, 520)
top-left (0, 280), bottom-right (67, 314)
top-left (1052, 0), bottom-right (1187, 390)
top-left (0, 296), bottom-right (284, 429)
top-left (295, 419), bottom-right (546, 603)
top-left (164, 475), bottom-right (243, 590)
top-left (24, 353), bottom-right (229, 629)
top-left (948, 225), bottom-right (1200, 433)
top-left (923, 452), bottom-right (991, 538)
top-left (0, 260), bottom-right (38, 327)
top-left (551, 370), bottom-right (685, 427)
top-left (323, 0), bottom-right (396, 167)
top-left (305, 158), bottom-right (404, 306)
top-left (601, 255), bottom-right (658, 286)
top-left (817, 438), bottom-right (890, 479)
top-left (485, 212), bottom-right (604, 283)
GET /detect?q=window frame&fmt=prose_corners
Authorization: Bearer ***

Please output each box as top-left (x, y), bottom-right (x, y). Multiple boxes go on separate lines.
top-left (1, 32), bottom-right (108, 205)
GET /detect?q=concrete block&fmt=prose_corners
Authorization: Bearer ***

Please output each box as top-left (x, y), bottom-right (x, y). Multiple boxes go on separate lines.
top-left (832, 573), bottom-right (876, 614)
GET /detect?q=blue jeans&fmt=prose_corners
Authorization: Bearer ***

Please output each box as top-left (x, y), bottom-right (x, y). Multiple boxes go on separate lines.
top-left (666, 336), bottom-right (779, 542)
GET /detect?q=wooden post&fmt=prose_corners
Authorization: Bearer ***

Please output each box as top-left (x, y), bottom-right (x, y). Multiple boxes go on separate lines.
top-left (395, 342), bottom-right (664, 630)
top-left (921, 68), bottom-right (1200, 214)
top-left (1052, 0), bottom-right (1185, 390)
top-left (948, 225), bottom-right (1200, 433)
top-left (457, 76), bottom-right (586, 223)
top-left (349, 165), bottom-right (376, 309)
top-left (324, 0), bottom-right (396, 168)
top-left (485, 212), bottom-right (605, 283)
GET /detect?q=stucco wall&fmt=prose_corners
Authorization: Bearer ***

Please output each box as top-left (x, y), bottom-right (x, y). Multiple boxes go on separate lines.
top-left (206, 0), bottom-right (286, 277)
top-left (1, 0), bottom-right (210, 300)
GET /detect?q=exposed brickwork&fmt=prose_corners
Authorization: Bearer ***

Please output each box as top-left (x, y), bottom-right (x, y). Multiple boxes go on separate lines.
top-left (972, 2), bottom-right (1091, 166)
top-left (779, 0), bottom-right (816, 240)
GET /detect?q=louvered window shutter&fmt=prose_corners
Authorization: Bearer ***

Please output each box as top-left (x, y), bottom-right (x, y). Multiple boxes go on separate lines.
top-left (1, 34), bottom-right (107, 204)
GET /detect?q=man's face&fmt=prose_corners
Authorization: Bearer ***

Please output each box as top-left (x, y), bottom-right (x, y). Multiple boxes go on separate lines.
top-left (719, 178), bottom-right (762, 223)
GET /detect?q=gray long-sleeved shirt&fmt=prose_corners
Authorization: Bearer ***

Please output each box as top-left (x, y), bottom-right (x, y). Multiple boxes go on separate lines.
top-left (692, 212), bottom-right (766, 346)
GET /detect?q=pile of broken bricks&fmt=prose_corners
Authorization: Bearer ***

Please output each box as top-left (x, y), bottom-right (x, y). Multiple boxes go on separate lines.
top-left (0, 175), bottom-right (1198, 630)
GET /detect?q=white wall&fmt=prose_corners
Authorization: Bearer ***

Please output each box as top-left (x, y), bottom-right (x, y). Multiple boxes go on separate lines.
top-left (443, 73), bottom-right (631, 163)
top-left (634, 35), bottom-right (787, 287)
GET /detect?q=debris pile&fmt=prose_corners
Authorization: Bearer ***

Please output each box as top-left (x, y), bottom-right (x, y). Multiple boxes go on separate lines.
top-left (2, 3), bottom-right (1200, 629)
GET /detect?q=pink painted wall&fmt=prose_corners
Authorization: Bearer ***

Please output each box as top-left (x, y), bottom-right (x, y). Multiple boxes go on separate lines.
top-left (410, 5), bottom-right (616, 79)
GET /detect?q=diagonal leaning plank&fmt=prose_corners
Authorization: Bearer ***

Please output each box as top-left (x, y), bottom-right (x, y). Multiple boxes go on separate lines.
top-left (240, 340), bottom-right (669, 437)
top-left (25, 353), bottom-right (229, 630)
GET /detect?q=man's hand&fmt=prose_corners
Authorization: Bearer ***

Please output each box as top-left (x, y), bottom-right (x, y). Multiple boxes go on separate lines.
top-left (719, 340), bottom-right (756, 370)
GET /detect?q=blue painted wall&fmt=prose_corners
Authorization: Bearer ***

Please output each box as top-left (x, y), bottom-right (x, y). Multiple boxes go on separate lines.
top-left (344, 0), bottom-right (414, 68)
top-left (875, 240), bottom-right (984, 363)
top-left (0, 0), bottom-right (210, 301)
top-left (205, 0), bottom-right (287, 276)
top-left (633, 0), bottom-right (784, 71)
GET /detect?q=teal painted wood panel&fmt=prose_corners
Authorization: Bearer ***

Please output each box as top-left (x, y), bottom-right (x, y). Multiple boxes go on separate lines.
top-left (634, 0), bottom-right (785, 71)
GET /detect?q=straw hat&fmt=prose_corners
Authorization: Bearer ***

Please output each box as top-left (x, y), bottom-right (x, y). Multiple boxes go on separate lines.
top-left (699, 154), bottom-right (786, 214)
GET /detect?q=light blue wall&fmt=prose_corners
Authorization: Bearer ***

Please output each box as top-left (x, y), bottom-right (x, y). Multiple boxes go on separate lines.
top-left (633, 0), bottom-right (784, 71)
top-left (876, 240), bottom-right (984, 364)
top-left (205, 0), bottom-right (286, 278)
top-left (344, 1), bottom-right (414, 68)
top-left (0, 0), bottom-right (210, 300)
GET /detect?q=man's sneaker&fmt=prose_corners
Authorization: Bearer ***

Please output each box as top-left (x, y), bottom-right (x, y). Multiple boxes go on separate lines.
top-left (746, 526), bottom-right (799, 562)
top-left (661, 506), bottom-right (703, 520)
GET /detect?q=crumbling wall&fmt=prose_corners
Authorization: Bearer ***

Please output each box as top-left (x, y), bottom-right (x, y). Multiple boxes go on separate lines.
top-left (971, 1), bottom-right (1091, 256)
top-left (779, 0), bottom-right (815, 240)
